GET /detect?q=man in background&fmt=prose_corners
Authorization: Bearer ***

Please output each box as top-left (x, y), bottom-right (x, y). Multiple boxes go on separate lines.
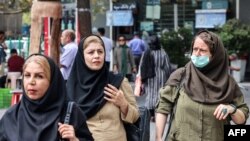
top-left (0, 31), bottom-right (8, 76)
top-left (97, 27), bottom-right (113, 70)
top-left (60, 29), bottom-right (78, 81)
top-left (128, 31), bottom-right (146, 71)
top-left (0, 49), bottom-right (24, 88)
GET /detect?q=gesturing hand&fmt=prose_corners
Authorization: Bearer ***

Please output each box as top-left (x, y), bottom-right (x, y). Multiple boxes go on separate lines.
top-left (104, 84), bottom-right (128, 109)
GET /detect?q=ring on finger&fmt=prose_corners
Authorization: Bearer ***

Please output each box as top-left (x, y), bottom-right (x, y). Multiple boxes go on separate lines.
top-left (222, 108), bottom-right (227, 115)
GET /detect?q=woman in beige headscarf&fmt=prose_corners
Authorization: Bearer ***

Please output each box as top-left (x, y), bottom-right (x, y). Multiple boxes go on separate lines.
top-left (155, 30), bottom-right (249, 141)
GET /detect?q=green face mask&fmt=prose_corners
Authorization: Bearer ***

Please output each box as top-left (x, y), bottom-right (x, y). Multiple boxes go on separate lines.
top-left (191, 55), bottom-right (210, 68)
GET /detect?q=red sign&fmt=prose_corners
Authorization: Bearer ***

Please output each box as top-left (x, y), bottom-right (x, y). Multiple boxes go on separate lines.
top-left (43, 17), bottom-right (50, 55)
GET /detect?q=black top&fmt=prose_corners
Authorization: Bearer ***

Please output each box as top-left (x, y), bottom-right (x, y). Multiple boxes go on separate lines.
top-left (0, 54), bottom-right (93, 141)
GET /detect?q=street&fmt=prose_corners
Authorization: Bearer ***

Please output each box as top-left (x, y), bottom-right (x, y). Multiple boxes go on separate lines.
top-left (0, 83), bottom-right (249, 141)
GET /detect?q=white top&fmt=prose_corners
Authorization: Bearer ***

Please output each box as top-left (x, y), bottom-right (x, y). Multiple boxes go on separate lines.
top-left (100, 36), bottom-right (113, 62)
top-left (60, 42), bottom-right (78, 80)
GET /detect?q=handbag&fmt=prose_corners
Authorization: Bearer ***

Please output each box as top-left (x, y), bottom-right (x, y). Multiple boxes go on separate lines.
top-left (124, 107), bottom-right (150, 141)
top-left (138, 106), bottom-right (150, 141)
top-left (124, 120), bottom-right (140, 141)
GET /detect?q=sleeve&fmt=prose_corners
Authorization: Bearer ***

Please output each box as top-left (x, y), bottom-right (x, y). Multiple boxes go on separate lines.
top-left (162, 50), bottom-right (172, 77)
top-left (155, 85), bottom-right (178, 115)
top-left (120, 78), bottom-right (140, 123)
top-left (113, 48), bottom-right (118, 65)
top-left (128, 48), bottom-right (136, 69)
top-left (232, 94), bottom-right (249, 121)
top-left (60, 46), bottom-right (77, 68)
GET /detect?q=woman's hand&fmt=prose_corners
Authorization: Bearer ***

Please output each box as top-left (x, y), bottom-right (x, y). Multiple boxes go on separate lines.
top-left (104, 84), bottom-right (128, 115)
top-left (213, 104), bottom-right (236, 120)
top-left (214, 104), bottom-right (246, 124)
top-left (58, 123), bottom-right (79, 141)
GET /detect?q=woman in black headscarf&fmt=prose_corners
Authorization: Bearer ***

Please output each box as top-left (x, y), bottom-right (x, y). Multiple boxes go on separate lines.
top-left (0, 54), bottom-right (93, 141)
top-left (67, 35), bottom-right (140, 141)
top-left (155, 30), bottom-right (249, 141)
top-left (140, 35), bottom-right (172, 121)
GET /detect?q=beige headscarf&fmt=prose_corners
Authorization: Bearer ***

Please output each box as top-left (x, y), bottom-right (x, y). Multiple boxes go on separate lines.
top-left (167, 30), bottom-right (242, 104)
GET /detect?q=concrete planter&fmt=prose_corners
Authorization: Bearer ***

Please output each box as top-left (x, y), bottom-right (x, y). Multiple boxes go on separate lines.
top-left (231, 59), bottom-right (247, 82)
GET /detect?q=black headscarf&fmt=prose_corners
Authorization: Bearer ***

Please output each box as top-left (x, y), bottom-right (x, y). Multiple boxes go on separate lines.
top-left (140, 35), bottom-right (160, 82)
top-left (167, 30), bottom-right (242, 104)
top-left (0, 54), bottom-right (93, 141)
top-left (67, 35), bottom-right (124, 119)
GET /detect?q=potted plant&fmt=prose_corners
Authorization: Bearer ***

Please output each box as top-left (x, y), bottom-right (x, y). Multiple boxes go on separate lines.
top-left (161, 28), bottom-right (193, 68)
top-left (216, 18), bottom-right (250, 82)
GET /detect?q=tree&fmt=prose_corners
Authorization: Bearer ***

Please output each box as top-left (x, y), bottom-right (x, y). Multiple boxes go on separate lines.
top-left (216, 18), bottom-right (250, 59)
top-left (0, 0), bottom-right (32, 14)
top-left (161, 28), bottom-right (193, 67)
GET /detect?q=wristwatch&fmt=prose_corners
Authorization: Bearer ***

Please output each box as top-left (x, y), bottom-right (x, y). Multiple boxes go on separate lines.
top-left (230, 104), bottom-right (237, 114)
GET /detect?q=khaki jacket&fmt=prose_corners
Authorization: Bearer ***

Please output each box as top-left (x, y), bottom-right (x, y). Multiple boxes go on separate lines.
top-left (87, 78), bottom-right (140, 141)
top-left (156, 85), bottom-right (249, 141)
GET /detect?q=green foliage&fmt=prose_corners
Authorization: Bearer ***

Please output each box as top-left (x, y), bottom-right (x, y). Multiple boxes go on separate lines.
top-left (161, 28), bottom-right (193, 67)
top-left (216, 18), bottom-right (250, 57)
top-left (22, 12), bottom-right (31, 25)
top-left (0, 0), bottom-right (31, 13)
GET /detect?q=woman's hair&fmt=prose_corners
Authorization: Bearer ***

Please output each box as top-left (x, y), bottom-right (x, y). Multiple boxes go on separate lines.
top-left (23, 55), bottom-right (51, 82)
top-left (83, 35), bottom-right (104, 50)
top-left (149, 35), bottom-right (160, 50)
top-left (117, 35), bottom-right (126, 40)
top-left (192, 31), bottom-right (215, 55)
top-left (0, 31), bottom-right (5, 41)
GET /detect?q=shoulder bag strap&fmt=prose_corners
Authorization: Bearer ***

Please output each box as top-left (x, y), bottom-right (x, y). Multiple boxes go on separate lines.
top-left (165, 68), bottom-right (186, 138)
top-left (64, 101), bottom-right (74, 124)
top-left (60, 101), bottom-right (74, 141)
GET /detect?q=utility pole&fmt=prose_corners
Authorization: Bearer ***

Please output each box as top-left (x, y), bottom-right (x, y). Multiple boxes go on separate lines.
top-left (77, 0), bottom-right (92, 39)
top-left (236, 0), bottom-right (239, 19)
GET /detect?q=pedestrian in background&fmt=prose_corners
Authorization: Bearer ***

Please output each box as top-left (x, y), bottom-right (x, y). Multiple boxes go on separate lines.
top-left (140, 35), bottom-right (172, 121)
top-left (97, 27), bottom-right (113, 70)
top-left (0, 31), bottom-right (7, 76)
top-left (113, 35), bottom-right (137, 82)
top-left (66, 35), bottom-right (140, 141)
top-left (0, 48), bottom-right (24, 88)
top-left (60, 29), bottom-right (78, 81)
top-left (155, 30), bottom-right (249, 141)
top-left (0, 54), bottom-right (93, 141)
top-left (141, 30), bottom-right (150, 50)
top-left (128, 31), bottom-right (146, 71)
